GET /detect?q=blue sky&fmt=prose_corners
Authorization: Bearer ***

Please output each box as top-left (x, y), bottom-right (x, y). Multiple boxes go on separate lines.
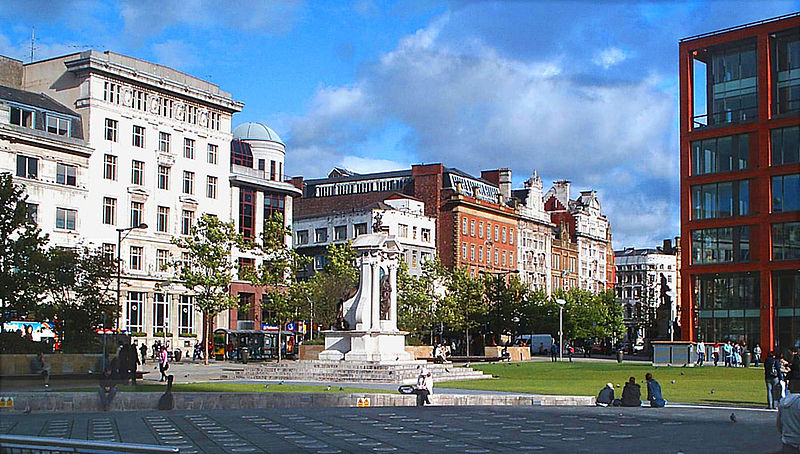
top-left (1, 0), bottom-right (798, 248)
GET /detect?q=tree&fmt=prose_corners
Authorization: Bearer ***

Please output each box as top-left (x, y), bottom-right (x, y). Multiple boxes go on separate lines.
top-left (397, 258), bottom-right (446, 343)
top-left (303, 242), bottom-right (358, 333)
top-left (441, 267), bottom-right (485, 355)
top-left (242, 213), bottom-right (309, 362)
top-left (483, 274), bottom-right (529, 344)
top-left (0, 173), bottom-right (49, 329)
top-left (171, 214), bottom-right (245, 365)
top-left (39, 246), bottom-right (117, 351)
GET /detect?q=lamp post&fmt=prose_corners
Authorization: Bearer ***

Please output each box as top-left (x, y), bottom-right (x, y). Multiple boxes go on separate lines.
top-left (555, 298), bottom-right (566, 361)
top-left (116, 224), bottom-right (148, 331)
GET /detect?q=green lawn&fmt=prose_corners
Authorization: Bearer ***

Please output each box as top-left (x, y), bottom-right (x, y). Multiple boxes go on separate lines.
top-left (67, 382), bottom-right (392, 394)
top-left (439, 361), bottom-right (767, 407)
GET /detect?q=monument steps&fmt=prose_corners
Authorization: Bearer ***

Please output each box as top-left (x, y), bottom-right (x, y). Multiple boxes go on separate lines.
top-left (232, 361), bottom-right (490, 384)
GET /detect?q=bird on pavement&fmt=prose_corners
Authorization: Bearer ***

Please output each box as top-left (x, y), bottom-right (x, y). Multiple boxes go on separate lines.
top-left (326, 385), bottom-right (331, 391)
top-left (339, 387), bottom-right (344, 391)
top-left (730, 413), bottom-right (736, 423)
top-left (264, 384), bottom-right (269, 388)
top-left (711, 389), bottom-right (715, 394)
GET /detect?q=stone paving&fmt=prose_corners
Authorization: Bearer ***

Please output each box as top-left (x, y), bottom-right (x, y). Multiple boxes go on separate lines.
top-left (0, 405), bottom-right (780, 453)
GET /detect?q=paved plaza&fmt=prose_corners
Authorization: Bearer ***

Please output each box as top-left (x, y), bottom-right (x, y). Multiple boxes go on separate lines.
top-left (0, 405), bottom-right (780, 453)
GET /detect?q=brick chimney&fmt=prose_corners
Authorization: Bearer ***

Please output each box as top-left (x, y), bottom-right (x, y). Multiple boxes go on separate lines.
top-left (481, 168), bottom-right (512, 202)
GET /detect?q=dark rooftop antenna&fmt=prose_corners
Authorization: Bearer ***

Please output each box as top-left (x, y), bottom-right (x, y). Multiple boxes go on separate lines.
top-left (29, 27), bottom-right (35, 62)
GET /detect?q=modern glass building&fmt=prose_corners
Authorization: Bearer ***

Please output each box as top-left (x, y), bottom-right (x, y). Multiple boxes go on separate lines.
top-left (680, 13), bottom-right (800, 352)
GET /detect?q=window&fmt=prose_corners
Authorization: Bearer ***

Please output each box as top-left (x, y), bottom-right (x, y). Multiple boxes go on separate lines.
top-left (183, 138), bottom-right (195, 159)
top-left (509, 251), bottom-right (514, 266)
top-left (104, 155), bottom-right (117, 180)
top-left (207, 144), bottom-right (218, 164)
top-left (105, 118), bottom-right (118, 142)
top-left (270, 160), bottom-right (276, 180)
top-left (102, 243), bottom-right (116, 262)
top-left (159, 132), bottom-right (170, 153)
top-left (709, 42), bottom-right (758, 125)
top-left (25, 203), bottom-right (37, 223)
top-left (181, 210), bottom-right (194, 235)
top-left (55, 207), bottom-right (76, 230)
top-left (102, 197), bottom-right (116, 225)
top-left (462, 243), bottom-right (467, 259)
top-left (502, 251), bottom-right (506, 266)
top-left (773, 125), bottom-right (800, 166)
top-left (152, 293), bottom-right (170, 336)
top-left (156, 249), bottom-right (170, 271)
top-left (231, 140), bottom-right (253, 167)
top-left (412, 251), bottom-right (418, 268)
top-left (157, 206), bottom-right (169, 233)
top-left (237, 258), bottom-right (255, 280)
top-left (412, 226), bottom-right (417, 240)
top-left (773, 222), bottom-right (800, 261)
top-left (502, 227), bottom-right (507, 243)
top-left (132, 125), bottom-right (145, 148)
top-left (470, 244), bottom-right (475, 260)
top-left (239, 188), bottom-right (254, 239)
top-left (186, 105), bottom-right (198, 124)
top-left (56, 163), bottom-right (78, 186)
top-left (335, 225), bottom-right (347, 241)
top-left (774, 32), bottom-right (800, 115)
top-left (258, 159), bottom-right (265, 171)
top-left (158, 165), bottom-right (169, 190)
top-left (206, 176), bottom-right (217, 199)
top-left (479, 222), bottom-right (483, 238)
top-left (479, 246), bottom-right (483, 261)
top-left (494, 225), bottom-right (499, 241)
top-left (46, 115), bottom-right (70, 136)
top-left (131, 160), bottom-right (145, 185)
top-left (692, 180), bottom-right (749, 219)
top-left (470, 220), bottom-right (475, 236)
top-left (296, 230), bottom-right (309, 245)
top-left (210, 112), bottom-right (221, 130)
top-left (264, 194), bottom-right (285, 221)
top-left (183, 171), bottom-right (194, 194)
top-left (354, 223), bottom-right (368, 237)
top-left (9, 105), bottom-right (34, 127)
top-left (178, 295), bottom-right (194, 334)
top-left (130, 201), bottom-right (143, 227)
top-left (161, 97), bottom-right (173, 118)
top-left (422, 228), bottom-right (431, 243)
top-left (237, 292), bottom-right (254, 320)
top-left (692, 226), bottom-right (751, 264)
top-left (692, 134), bottom-right (749, 175)
top-left (15, 155), bottom-right (37, 179)
top-left (314, 255), bottom-right (326, 270)
top-left (132, 89), bottom-right (147, 112)
top-left (126, 292), bottom-right (145, 332)
top-left (129, 245), bottom-right (143, 271)
top-left (494, 249), bottom-right (499, 265)
top-left (398, 224), bottom-right (408, 238)
top-left (462, 218), bottom-right (468, 235)
top-left (103, 81), bottom-right (120, 104)
top-left (772, 174), bottom-right (800, 213)
top-left (315, 228), bottom-right (328, 243)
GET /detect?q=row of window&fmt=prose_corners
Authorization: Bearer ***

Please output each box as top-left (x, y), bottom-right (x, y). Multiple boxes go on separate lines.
top-left (691, 126), bottom-right (800, 177)
top-left (552, 253), bottom-right (577, 272)
top-left (16, 155), bottom-right (78, 186)
top-left (690, 221), bottom-right (799, 264)
top-left (296, 223), bottom-right (369, 245)
top-left (102, 154), bottom-right (217, 197)
top-left (103, 81), bottom-right (221, 131)
top-left (461, 217), bottom-right (514, 245)
top-left (104, 118), bottom-right (219, 164)
top-left (691, 174), bottom-right (799, 220)
top-left (9, 105), bottom-right (72, 136)
top-left (125, 291), bottom-right (195, 335)
top-left (101, 198), bottom-right (196, 235)
top-left (461, 242), bottom-right (515, 267)
top-left (238, 189), bottom-right (285, 240)
top-left (396, 224), bottom-right (432, 243)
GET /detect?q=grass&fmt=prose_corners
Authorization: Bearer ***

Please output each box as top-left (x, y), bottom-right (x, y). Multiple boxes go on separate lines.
top-left (62, 382), bottom-right (392, 394)
top-left (438, 361), bottom-right (767, 407)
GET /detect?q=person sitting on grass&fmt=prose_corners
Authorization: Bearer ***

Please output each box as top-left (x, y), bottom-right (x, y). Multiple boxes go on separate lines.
top-left (98, 368), bottom-right (117, 411)
top-left (621, 376), bottom-right (642, 407)
top-left (595, 383), bottom-right (615, 407)
top-left (646, 373), bottom-right (666, 408)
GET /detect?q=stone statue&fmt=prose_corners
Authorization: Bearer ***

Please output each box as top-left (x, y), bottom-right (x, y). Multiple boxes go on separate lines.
top-left (372, 212), bottom-right (384, 233)
top-left (380, 273), bottom-right (391, 320)
top-left (334, 298), bottom-right (349, 331)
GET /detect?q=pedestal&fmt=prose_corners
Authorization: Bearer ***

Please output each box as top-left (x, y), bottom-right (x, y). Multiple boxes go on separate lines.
top-left (319, 330), bottom-right (414, 363)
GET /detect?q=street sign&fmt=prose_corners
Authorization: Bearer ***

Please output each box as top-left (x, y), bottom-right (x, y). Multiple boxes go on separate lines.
top-left (285, 322), bottom-right (295, 331)
top-left (262, 324), bottom-right (279, 331)
top-left (356, 397), bottom-right (371, 407)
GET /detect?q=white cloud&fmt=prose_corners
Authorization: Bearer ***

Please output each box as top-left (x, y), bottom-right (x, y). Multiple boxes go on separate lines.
top-left (592, 46), bottom-right (627, 69)
top-left (337, 156), bottom-right (409, 174)
top-left (152, 39), bottom-right (199, 71)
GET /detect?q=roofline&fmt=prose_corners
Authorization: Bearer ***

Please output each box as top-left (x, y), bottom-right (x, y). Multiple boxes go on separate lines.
top-left (680, 12), bottom-right (800, 43)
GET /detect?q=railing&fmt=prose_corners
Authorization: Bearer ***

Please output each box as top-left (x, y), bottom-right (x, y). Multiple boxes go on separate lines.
top-left (680, 12), bottom-right (800, 42)
top-left (230, 164), bottom-right (292, 183)
top-left (0, 435), bottom-right (179, 454)
top-left (692, 108), bottom-right (758, 130)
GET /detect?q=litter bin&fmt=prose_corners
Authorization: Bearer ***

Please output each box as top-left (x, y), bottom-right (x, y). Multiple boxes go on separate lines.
top-left (743, 351), bottom-right (752, 368)
top-left (241, 346), bottom-right (249, 364)
top-left (616, 350), bottom-right (624, 363)
top-left (174, 349), bottom-right (182, 362)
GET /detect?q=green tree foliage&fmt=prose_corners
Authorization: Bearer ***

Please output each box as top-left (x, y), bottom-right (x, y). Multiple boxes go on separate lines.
top-left (483, 274), bottom-right (529, 342)
top-left (521, 288), bottom-right (625, 344)
top-left (442, 267), bottom-right (486, 354)
top-left (0, 173), bottom-right (49, 327)
top-left (171, 214), bottom-right (245, 364)
top-left (242, 213), bottom-right (309, 362)
top-left (397, 257), bottom-right (447, 342)
top-left (302, 242), bottom-right (358, 332)
top-left (39, 247), bottom-right (117, 351)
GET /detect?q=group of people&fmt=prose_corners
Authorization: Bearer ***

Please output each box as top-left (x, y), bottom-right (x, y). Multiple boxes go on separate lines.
top-left (765, 349), bottom-right (800, 409)
top-left (549, 342), bottom-right (575, 362)
top-left (595, 373), bottom-right (666, 408)
top-left (432, 343), bottom-right (449, 363)
top-left (699, 341), bottom-right (758, 367)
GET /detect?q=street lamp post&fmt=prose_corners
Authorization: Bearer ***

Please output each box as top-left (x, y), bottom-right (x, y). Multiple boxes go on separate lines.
top-left (116, 224), bottom-right (148, 331)
top-left (555, 298), bottom-right (566, 361)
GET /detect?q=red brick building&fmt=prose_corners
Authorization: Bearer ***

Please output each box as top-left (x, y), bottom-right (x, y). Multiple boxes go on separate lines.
top-left (679, 14), bottom-right (800, 350)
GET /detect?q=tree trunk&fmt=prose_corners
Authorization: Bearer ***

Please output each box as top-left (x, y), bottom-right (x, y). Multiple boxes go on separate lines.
top-left (465, 328), bottom-right (469, 356)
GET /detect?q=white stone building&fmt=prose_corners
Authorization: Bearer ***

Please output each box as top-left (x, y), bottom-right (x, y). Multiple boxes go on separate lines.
top-left (511, 171), bottom-right (553, 294)
top-left (17, 51), bottom-right (243, 349)
top-left (614, 243), bottom-right (679, 342)
top-left (293, 193), bottom-right (436, 277)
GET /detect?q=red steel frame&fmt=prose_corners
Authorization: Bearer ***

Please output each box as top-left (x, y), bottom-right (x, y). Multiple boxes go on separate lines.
top-left (679, 15), bottom-right (800, 348)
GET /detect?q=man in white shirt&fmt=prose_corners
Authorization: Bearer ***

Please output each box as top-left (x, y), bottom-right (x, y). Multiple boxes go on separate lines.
top-left (696, 341), bottom-right (706, 366)
top-left (415, 367), bottom-right (433, 406)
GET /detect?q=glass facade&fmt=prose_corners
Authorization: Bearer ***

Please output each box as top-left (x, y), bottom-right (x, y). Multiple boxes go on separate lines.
top-left (691, 225), bottom-right (750, 264)
top-left (771, 125), bottom-right (800, 166)
top-left (775, 270), bottom-right (800, 353)
top-left (239, 187), bottom-right (255, 240)
top-left (710, 42), bottom-right (758, 125)
top-left (695, 272), bottom-right (760, 345)
top-left (773, 221), bottom-right (800, 261)
top-left (774, 31), bottom-right (800, 115)
top-left (772, 173), bottom-right (800, 213)
top-left (691, 180), bottom-right (749, 219)
top-left (692, 133), bottom-right (749, 175)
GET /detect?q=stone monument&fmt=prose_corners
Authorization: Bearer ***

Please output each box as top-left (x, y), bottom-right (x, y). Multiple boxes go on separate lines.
top-left (318, 231), bottom-right (414, 363)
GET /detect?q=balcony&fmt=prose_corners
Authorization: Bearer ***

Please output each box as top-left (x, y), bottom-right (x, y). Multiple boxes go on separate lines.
top-left (229, 164), bottom-right (302, 197)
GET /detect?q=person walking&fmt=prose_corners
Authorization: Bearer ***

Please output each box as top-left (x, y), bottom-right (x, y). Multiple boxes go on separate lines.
top-left (712, 343), bottom-right (720, 366)
top-left (121, 343), bottom-right (139, 385)
top-left (139, 343), bottom-right (147, 365)
top-left (753, 344), bottom-right (762, 367)
top-left (645, 373), bottom-right (666, 408)
top-left (551, 343), bottom-right (558, 362)
top-left (765, 351), bottom-right (783, 409)
top-left (723, 341), bottom-right (733, 367)
top-left (789, 349), bottom-right (800, 394)
top-left (30, 352), bottom-right (51, 388)
top-left (567, 343), bottom-right (574, 363)
top-left (696, 341), bottom-right (706, 366)
top-left (158, 346), bottom-right (169, 382)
